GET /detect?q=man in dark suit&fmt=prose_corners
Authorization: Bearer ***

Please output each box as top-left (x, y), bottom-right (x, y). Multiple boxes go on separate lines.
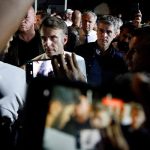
top-left (75, 15), bottom-right (128, 86)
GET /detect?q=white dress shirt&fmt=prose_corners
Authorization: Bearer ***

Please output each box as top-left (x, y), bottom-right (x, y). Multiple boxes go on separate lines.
top-left (79, 29), bottom-right (97, 45)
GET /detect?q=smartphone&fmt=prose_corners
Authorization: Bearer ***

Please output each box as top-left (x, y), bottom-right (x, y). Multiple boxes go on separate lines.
top-left (21, 78), bottom-right (103, 150)
top-left (26, 59), bottom-right (54, 83)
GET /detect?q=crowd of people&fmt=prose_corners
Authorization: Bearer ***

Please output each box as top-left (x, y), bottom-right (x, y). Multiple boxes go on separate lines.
top-left (0, 0), bottom-right (150, 149)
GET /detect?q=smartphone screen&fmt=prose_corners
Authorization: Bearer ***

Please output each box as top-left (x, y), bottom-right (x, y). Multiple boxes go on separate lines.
top-left (26, 59), bottom-right (54, 83)
top-left (32, 59), bottom-right (53, 77)
top-left (42, 84), bottom-right (102, 150)
top-left (22, 76), bottom-right (146, 150)
top-left (22, 78), bottom-right (103, 150)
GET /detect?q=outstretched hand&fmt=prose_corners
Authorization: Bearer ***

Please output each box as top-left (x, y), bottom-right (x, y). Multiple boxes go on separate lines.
top-left (51, 53), bottom-right (86, 82)
top-left (100, 120), bottom-right (129, 150)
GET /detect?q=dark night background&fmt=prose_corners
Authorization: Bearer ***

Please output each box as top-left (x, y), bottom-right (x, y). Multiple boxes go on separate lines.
top-left (37, 0), bottom-right (149, 22)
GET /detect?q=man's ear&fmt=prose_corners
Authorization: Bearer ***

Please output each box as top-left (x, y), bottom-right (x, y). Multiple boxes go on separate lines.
top-left (64, 35), bottom-right (68, 45)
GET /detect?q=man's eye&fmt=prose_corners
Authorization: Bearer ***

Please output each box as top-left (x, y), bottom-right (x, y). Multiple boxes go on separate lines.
top-left (41, 36), bottom-right (47, 41)
top-left (107, 31), bottom-right (112, 35)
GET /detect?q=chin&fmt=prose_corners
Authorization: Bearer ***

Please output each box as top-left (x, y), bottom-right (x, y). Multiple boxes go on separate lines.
top-left (19, 28), bottom-right (28, 32)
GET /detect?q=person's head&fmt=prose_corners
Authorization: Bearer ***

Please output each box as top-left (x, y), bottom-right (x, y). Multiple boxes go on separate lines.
top-left (64, 9), bottom-right (73, 21)
top-left (45, 86), bottom-right (81, 128)
top-left (19, 6), bottom-right (36, 32)
top-left (132, 10), bottom-right (142, 28)
top-left (72, 10), bottom-right (82, 28)
top-left (74, 95), bottom-right (91, 123)
top-left (40, 16), bottom-right (68, 58)
top-left (81, 11), bottom-right (97, 34)
top-left (117, 22), bottom-right (135, 52)
top-left (91, 104), bottom-right (111, 129)
top-left (126, 26), bottom-right (150, 72)
top-left (97, 15), bottom-right (118, 51)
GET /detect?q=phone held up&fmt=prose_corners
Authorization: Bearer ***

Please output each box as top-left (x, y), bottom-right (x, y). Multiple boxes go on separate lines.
top-left (26, 59), bottom-right (54, 83)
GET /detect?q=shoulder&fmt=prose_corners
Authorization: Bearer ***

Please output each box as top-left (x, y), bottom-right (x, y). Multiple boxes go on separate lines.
top-left (0, 61), bottom-right (25, 74)
top-left (0, 61), bottom-right (26, 91)
top-left (64, 51), bottom-right (84, 61)
top-left (75, 54), bottom-right (85, 64)
top-left (77, 41), bottom-right (97, 50)
top-left (32, 53), bottom-right (48, 60)
top-left (8, 35), bottom-right (19, 47)
top-left (75, 42), bottom-right (97, 56)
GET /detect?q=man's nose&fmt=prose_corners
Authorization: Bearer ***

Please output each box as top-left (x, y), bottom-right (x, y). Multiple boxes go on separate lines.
top-left (45, 38), bottom-right (52, 46)
top-left (102, 32), bottom-right (108, 37)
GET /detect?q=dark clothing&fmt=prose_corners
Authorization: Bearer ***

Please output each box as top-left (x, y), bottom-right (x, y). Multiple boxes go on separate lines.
top-left (62, 117), bottom-right (92, 149)
top-left (62, 117), bottom-right (92, 136)
top-left (75, 41), bottom-right (128, 86)
top-left (4, 30), bottom-right (44, 67)
top-left (121, 125), bottom-right (150, 150)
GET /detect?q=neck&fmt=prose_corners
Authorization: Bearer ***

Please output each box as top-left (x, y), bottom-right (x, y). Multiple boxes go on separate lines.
top-left (19, 28), bottom-right (35, 42)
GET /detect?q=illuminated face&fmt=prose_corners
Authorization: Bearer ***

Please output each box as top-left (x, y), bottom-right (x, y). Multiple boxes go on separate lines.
top-left (40, 26), bottom-right (68, 58)
top-left (132, 16), bottom-right (142, 28)
top-left (74, 95), bottom-right (90, 123)
top-left (82, 13), bottom-right (96, 33)
top-left (97, 23), bottom-right (116, 51)
top-left (118, 28), bottom-right (132, 52)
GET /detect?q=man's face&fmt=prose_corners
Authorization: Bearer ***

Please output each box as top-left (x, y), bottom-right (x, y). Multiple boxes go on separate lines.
top-left (66, 12), bottom-right (73, 20)
top-left (82, 13), bottom-right (96, 33)
top-left (118, 28), bottom-right (132, 52)
top-left (40, 26), bottom-right (68, 58)
top-left (74, 95), bottom-right (90, 123)
top-left (97, 23), bottom-right (116, 51)
top-left (19, 7), bottom-right (35, 32)
top-left (126, 36), bottom-right (149, 72)
top-left (133, 16), bottom-right (142, 28)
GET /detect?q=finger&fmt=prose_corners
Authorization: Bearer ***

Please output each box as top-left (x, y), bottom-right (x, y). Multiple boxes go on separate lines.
top-left (51, 56), bottom-right (60, 76)
top-left (65, 53), bottom-right (74, 70)
top-left (59, 54), bottom-right (67, 71)
top-left (72, 52), bottom-right (79, 69)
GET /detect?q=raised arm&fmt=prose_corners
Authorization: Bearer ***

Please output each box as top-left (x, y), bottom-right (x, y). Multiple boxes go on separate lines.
top-left (0, 0), bottom-right (34, 51)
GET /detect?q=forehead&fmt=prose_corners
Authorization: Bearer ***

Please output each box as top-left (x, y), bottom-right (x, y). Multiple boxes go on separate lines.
top-left (40, 26), bottom-right (63, 36)
top-left (82, 13), bottom-right (96, 21)
top-left (97, 22), bottom-right (115, 31)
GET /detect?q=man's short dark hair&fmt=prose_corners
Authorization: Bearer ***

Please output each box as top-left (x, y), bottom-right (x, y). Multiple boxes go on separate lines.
top-left (40, 16), bottom-right (68, 35)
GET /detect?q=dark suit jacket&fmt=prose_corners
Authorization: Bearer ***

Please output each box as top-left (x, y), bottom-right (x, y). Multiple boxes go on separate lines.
top-left (75, 41), bottom-right (128, 87)
top-left (4, 30), bottom-right (44, 67)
